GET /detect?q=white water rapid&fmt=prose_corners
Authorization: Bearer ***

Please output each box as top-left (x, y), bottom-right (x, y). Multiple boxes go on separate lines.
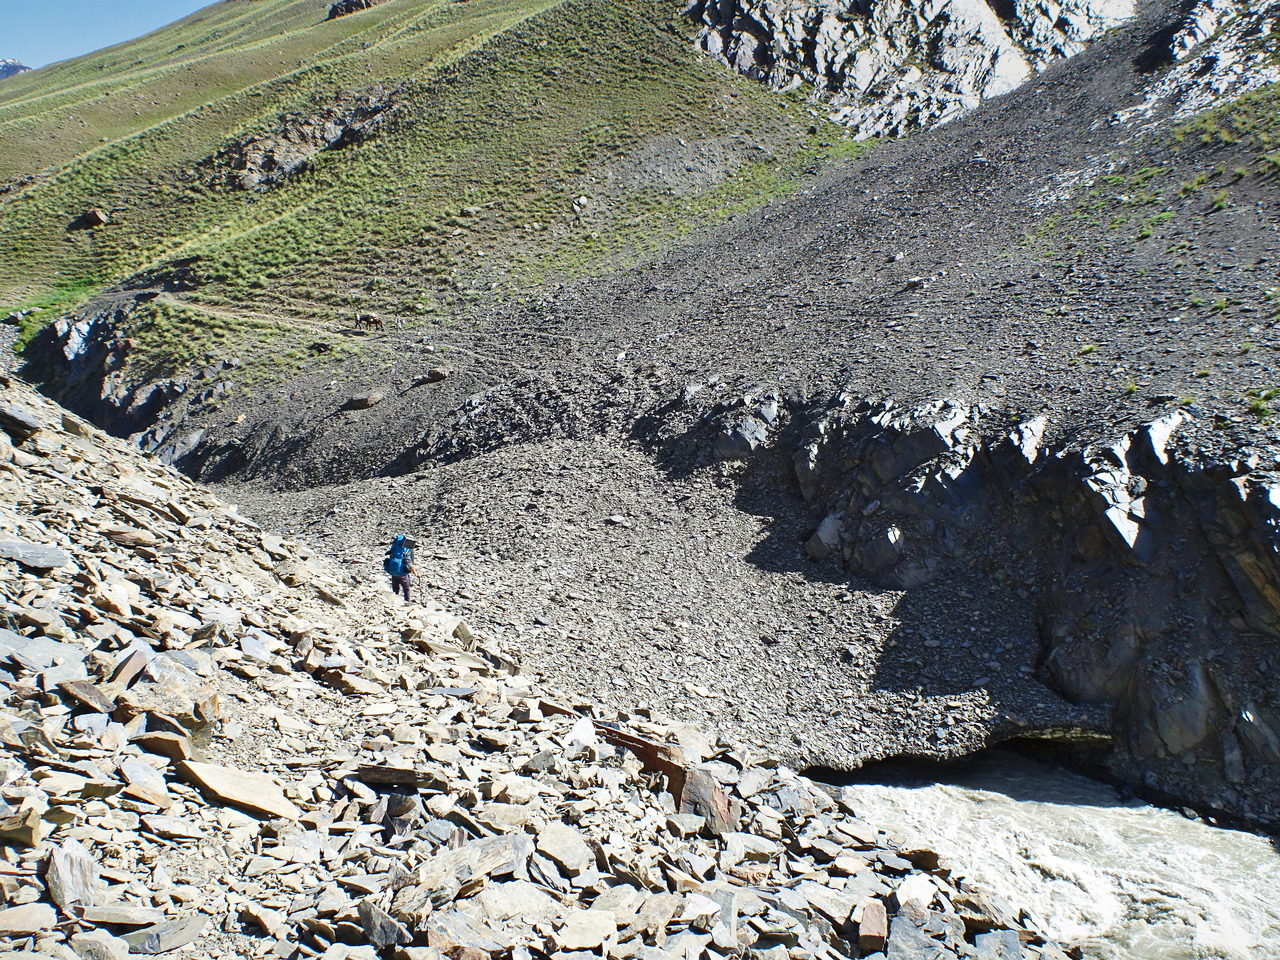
top-left (835, 750), bottom-right (1280, 959)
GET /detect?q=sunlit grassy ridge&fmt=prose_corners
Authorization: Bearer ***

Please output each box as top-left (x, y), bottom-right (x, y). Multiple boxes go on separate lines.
top-left (0, 0), bottom-right (855, 379)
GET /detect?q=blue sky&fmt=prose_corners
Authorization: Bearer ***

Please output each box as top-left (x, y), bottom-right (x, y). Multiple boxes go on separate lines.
top-left (2, 0), bottom-right (210, 68)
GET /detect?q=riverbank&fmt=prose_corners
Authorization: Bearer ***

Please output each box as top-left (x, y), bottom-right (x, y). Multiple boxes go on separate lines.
top-left (829, 750), bottom-right (1280, 960)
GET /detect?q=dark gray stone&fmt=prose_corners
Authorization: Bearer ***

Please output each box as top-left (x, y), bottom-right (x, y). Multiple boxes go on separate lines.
top-left (0, 403), bottom-right (41, 440)
top-left (121, 916), bottom-right (208, 954)
top-left (0, 629), bottom-right (85, 674)
top-left (0, 540), bottom-right (70, 570)
top-left (357, 899), bottom-right (411, 948)
top-left (886, 913), bottom-right (953, 959)
top-left (973, 929), bottom-right (1026, 959)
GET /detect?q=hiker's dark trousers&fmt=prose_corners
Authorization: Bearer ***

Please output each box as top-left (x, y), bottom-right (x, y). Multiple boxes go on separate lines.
top-left (391, 574), bottom-right (411, 602)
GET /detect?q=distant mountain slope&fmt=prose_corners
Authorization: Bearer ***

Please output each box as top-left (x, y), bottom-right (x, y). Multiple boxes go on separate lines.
top-left (0, 59), bottom-right (30, 80)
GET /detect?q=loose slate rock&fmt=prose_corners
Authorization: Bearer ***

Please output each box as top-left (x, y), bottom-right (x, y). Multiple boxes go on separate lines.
top-left (0, 540), bottom-right (69, 570)
top-left (0, 402), bottom-right (41, 439)
top-left (858, 899), bottom-right (889, 953)
top-left (555, 909), bottom-right (617, 950)
top-left (121, 916), bottom-right (209, 955)
top-left (82, 905), bottom-right (166, 927)
top-left (680, 769), bottom-right (739, 835)
top-left (46, 837), bottom-right (100, 910)
top-left (176, 760), bottom-right (301, 820)
top-left (70, 930), bottom-right (132, 960)
top-left (974, 929), bottom-right (1027, 959)
top-left (0, 628), bottom-right (84, 672)
top-left (357, 900), bottom-right (412, 948)
top-left (0, 902), bottom-right (57, 934)
top-left (537, 821), bottom-right (594, 876)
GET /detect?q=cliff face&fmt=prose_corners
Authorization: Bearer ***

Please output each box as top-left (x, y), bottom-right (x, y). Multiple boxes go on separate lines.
top-left (686, 0), bottom-right (1133, 136)
top-left (785, 395), bottom-right (1280, 826)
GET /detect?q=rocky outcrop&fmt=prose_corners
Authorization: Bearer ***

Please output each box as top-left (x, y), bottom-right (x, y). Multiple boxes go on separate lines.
top-left (205, 84), bottom-right (402, 191)
top-left (0, 374), bottom-right (1069, 960)
top-left (20, 260), bottom-right (211, 460)
top-left (326, 0), bottom-right (384, 20)
top-left (1114, 0), bottom-right (1280, 125)
top-left (687, 0), bottom-right (1135, 136)
top-left (779, 393), bottom-right (1280, 825)
top-left (0, 59), bottom-right (30, 81)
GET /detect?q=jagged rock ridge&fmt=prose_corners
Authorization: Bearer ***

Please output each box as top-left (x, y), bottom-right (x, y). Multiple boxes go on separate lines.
top-left (687, 0), bottom-right (1136, 136)
top-left (205, 84), bottom-right (403, 192)
top-left (773, 393), bottom-right (1280, 824)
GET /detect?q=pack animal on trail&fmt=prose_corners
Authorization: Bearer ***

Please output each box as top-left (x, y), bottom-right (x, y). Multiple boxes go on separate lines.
top-left (352, 313), bottom-right (384, 332)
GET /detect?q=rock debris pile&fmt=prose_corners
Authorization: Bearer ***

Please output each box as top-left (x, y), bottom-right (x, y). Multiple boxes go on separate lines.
top-left (0, 374), bottom-right (1067, 958)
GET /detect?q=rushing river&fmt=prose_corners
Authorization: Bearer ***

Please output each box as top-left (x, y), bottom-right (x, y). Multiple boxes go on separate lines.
top-left (831, 750), bottom-right (1280, 960)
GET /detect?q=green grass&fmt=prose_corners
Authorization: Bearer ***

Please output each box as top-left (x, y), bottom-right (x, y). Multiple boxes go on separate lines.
top-left (1244, 387), bottom-right (1280, 419)
top-left (0, 0), bottom-right (862, 381)
top-left (1030, 72), bottom-right (1280, 257)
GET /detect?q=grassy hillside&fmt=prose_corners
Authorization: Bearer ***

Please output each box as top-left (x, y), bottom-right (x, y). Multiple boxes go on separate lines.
top-left (0, 0), bottom-right (857, 378)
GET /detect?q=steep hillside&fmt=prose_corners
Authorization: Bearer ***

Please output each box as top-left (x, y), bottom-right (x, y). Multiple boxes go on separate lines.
top-left (0, 0), bottom-right (852, 379)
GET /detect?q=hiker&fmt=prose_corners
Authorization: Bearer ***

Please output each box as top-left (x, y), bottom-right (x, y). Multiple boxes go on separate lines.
top-left (384, 534), bottom-right (415, 602)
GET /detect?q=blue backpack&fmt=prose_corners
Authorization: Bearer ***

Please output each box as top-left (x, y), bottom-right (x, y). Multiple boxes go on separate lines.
top-left (384, 541), bottom-right (410, 577)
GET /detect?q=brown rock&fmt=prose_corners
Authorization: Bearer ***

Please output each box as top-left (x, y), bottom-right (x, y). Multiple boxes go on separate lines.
top-left (897, 844), bottom-right (943, 872)
top-left (680, 769), bottom-right (739, 836)
top-left (59, 679), bottom-right (117, 714)
top-left (0, 806), bottom-right (46, 847)
top-left (344, 393), bottom-right (383, 411)
top-left (856, 899), bottom-right (888, 954)
top-left (176, 761), bottom-right (301, 820)
top-left (132, 731), bottom-right (192, 762)
top-left (0, 902), bottom-right (56, 934)
top-left (413, 368), bottom-right (451, 387)
top-left (240, 903), bottom-right (288, 939)
top-left (320, 669), bottom-right (384, 696)
top-left (101, 526), bottom-right (158, 548)
top-left (108, 649), bottom-right (151, 690)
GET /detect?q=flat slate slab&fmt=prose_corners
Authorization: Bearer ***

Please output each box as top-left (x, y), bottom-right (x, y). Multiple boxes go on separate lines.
top-left (121, 916), bottom-right (208, 955)
top-left (0, 628), bottom-right (85, 673)
top-left (0, 902), bottom-right (56, 935)
top-left (0, 402), bottom-right (42, 439)
top-left (176, 760), bottom-right (301, 820)
top-left (0, 540), bottom-right (70, 570)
